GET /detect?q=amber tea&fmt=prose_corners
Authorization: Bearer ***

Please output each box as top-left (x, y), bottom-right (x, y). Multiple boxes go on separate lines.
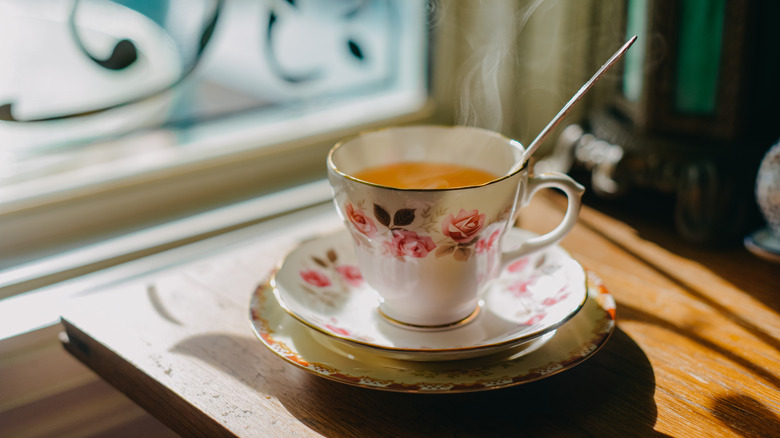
top-left (353, 161), bottom-right (499, 189)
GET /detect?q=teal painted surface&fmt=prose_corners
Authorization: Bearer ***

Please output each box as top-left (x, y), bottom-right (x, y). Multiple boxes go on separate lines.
top-left (674, 0), bottom-right (726, 114)
top-left (623, 0), bottom-right (648, 102)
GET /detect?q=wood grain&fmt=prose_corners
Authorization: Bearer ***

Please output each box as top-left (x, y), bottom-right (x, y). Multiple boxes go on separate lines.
top-left (61, 194), bottom-right (780, 437)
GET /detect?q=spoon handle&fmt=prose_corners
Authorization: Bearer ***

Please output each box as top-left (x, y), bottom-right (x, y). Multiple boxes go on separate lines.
top-left (517, 35), bottom-right (638, 170)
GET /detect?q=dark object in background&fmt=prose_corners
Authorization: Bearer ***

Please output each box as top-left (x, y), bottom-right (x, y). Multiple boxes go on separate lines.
top-left (550, 0), bottom-right (779, 245)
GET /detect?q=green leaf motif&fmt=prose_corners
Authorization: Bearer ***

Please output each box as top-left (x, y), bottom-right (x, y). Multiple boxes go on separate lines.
top-left (374, 204), bottom-right (391, 227)
top-left (453, 247), bottom-right (472, 262)
top-left (393, 208), bottom-right (416, 227)
top-left (436, 245), bottom-right (456, 258)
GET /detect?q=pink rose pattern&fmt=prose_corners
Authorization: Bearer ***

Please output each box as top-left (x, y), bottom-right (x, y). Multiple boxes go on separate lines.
top-left (299, 250), bottom-right (363, 307)
top-left (335, 264), bottom-right (363, 286)
top-left (522, 314), bottom-right (546, 326)
top-left (344, 202), bottom-right (501, 262)
top-left (508, 278), bottom-right (535, 296)
top-left (503, 259), bottom-right (570, 326)
top-left (297, 238), bottom-right (572, 329)
top-left (300, 269), bottom-right (331, 288)
top-left (339, 202), bottom-right (574, 326)
top-left (345, 203), bottom-right (377, 237)
top-left (384, 230), bottom-right (436, 258)
top-left (434, 209), bottom-right (488, 261)
top-left (542, 287), bottom-right (570, 306)
top-left (441, 209), bottom-right (485, 243)
top-left (507, 257), bottom-right (529, 273)
top-left (323, 323), bottom-right (353, 337)
top-left (476, 229), bottom-right (501, 254)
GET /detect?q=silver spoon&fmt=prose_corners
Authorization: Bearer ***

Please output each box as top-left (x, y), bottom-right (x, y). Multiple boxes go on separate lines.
top-left (513, 35), bottom-right (638, 172)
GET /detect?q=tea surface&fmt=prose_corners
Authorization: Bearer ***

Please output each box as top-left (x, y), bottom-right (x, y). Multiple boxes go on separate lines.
top-left (353, 161), bottom-right (498, 189)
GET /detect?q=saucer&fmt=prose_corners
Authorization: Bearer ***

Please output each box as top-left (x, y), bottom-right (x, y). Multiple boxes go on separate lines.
top-left (744, 227), bottom-right (780, 263)
top-left (270, 228), bottom-right (588, 361)
top-left (309, 327), bottom-right (558, 363)
top-left (249, 270), bottom-right (616, 393)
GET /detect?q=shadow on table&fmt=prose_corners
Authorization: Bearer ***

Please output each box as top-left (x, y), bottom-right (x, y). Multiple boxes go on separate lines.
top-left (174, 327), bottom-right (665, 437)
top-left (580, 192), bottom-right (780, 322)
top-left (711, 393), bottom-right (780, 438)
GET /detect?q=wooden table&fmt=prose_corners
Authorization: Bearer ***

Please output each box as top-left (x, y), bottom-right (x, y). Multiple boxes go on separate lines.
top-left (60, 192), bottom-right (780, 437)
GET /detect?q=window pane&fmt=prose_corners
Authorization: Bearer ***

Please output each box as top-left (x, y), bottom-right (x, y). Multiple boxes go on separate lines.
top-left (0, 0), bottom-right (430, 293)
top-left (1, 0), bottom-right (428, 162)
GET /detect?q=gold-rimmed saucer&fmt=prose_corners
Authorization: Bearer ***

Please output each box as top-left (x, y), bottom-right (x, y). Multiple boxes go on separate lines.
top-left (249, 270), bottom-right (616, 393)
top-left (269, 228), bottom-right (588, 361)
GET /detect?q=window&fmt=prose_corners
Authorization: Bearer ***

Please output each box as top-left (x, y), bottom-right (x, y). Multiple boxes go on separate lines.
top-left (0, 0), bottom-right (431, 311)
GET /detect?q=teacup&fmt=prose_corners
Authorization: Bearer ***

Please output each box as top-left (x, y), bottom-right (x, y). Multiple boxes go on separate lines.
top-left (327, 125), bottom-right (584, 329)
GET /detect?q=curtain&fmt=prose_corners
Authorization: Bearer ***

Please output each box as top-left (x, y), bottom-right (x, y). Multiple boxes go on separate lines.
top-left (430, 0), bottom-right (626, 156)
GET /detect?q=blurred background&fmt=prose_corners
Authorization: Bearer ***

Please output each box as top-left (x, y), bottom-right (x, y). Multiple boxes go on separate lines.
top-left (2, 0), bottom-right (778, 266)
top-left (435, 0), bottom-right (779, 248)
top-left (2, 0), bottom-right (779, 272)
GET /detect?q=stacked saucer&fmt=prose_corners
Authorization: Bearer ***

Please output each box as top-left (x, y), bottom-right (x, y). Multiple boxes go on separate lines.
top-left (249, 229), bottom-right (616, 393)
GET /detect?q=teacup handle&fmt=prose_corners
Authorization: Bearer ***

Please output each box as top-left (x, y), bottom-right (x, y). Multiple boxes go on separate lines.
top-left (502, 172), bottom-right (585, 262)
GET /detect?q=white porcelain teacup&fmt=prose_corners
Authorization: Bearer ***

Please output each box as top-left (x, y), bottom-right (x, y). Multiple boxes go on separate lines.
top-left (327, 125), bottom-right (584, 329)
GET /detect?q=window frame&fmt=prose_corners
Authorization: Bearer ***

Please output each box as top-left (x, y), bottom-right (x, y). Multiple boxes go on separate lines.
top-left (0, 1), bottom-right (452, 349)
top-left (0, 0), bottom-right (436, 301)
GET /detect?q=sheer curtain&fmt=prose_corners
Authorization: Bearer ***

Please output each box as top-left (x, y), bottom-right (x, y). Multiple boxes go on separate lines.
top-left (431, 0), bottom-right (626, 156)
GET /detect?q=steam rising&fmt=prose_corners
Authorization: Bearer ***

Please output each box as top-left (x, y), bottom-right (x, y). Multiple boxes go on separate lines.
top-left (457, 40), bottom-right (508, 132)
top-left (429, 0), bottom-right (629, 155)
top-left (432, 0), bottom-right (549, 133)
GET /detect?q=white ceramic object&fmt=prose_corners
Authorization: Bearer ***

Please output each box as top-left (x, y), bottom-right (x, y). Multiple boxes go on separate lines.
top-left (756, 141), bottom-right (780, 234)
top-left (327, 125), bottom-right (584, 328)
top-left (744, 228), bottom-right (780, 263)
top-left (746, 140), bottom-right (780, 263)
top-left (271, 228), bottom-right (588, 361)
top-left (249, 270), bottom-right (616, 393)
